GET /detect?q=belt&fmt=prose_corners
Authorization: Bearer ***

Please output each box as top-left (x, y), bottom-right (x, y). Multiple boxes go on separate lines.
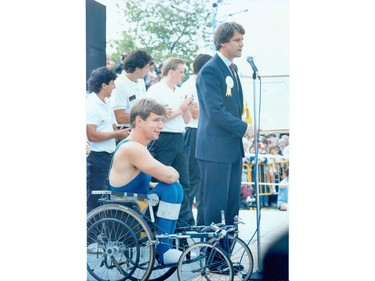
top-left (89, 151), bottom-right (114, 155)
top-left (160, 132), bottom-right (183, 134)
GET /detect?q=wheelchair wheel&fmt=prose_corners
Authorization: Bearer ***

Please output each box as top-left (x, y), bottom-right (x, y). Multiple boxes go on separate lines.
top-left (127, 241), bottom-right (178, 281)
top-left (147, 262), bottom-right (177, 281)
top-left (228, 235), bottom-right (254, 280)
top-left (177, 242), bottom-right (234, 281)
top-left (87, 217), bottom-right (139, 281)
top-left (87, 204), bottom-right (155, 281)
top-left (147, 234), bottom-right (195, 281)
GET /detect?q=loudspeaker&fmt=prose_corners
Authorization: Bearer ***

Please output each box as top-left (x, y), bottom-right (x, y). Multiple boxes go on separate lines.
top-left (86, 0), bottom-right (106, 90)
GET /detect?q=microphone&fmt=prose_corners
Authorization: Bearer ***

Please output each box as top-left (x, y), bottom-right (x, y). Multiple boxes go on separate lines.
top-left (246, 56), bottom-right (259, 73)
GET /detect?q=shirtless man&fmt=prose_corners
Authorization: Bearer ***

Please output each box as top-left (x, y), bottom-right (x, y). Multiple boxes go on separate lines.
top-left (108, 98), bottom-right (183, 265)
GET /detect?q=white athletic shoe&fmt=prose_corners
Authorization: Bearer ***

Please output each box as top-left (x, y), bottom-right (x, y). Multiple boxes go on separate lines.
top-left (162, 248), bottom-right (183, 264)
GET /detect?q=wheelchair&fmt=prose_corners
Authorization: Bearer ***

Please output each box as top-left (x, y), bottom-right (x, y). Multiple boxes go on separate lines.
top-left (87, 190), bottom-right (254, 281)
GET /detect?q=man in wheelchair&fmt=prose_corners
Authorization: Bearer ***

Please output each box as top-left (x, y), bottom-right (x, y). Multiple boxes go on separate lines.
top-left (107, 98), bottom-right (183, 265)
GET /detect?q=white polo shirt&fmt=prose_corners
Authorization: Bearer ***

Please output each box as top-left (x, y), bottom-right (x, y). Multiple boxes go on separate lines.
top-left (146, 78), bottom-right (186, 133)
top-left (110, 74), bottom-right (147, 126)
top-left (86, 93), bottom-right (116, 153)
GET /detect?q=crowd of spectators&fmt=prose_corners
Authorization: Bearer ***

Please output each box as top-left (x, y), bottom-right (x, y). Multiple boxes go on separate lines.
top-left (242, 133), bottom-right (289, 209)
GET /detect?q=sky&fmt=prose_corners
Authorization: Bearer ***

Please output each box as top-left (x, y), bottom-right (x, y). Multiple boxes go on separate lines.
top-left (95, 0), bottom-right (289, 77)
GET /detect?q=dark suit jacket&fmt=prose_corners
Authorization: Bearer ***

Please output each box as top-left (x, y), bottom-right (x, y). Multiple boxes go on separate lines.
top-left (195, 53), bottom-right (247, 163)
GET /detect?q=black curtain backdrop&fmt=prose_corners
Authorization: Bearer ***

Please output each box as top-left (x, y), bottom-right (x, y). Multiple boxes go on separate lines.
top-left (86, 0), bottom-right (106, 91)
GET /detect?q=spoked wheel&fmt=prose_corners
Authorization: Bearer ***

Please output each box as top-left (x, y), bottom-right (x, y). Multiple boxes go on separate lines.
top-left (87, 204), bottom-right (155, 281)
top-left (177, 242), bottom-right (234, 281)
top-left (137, 213), bottom-right (177, 281)
top-left (228, 235), bottom-right (254, 280)
top-left (87, 218), bottom-right (139, 281)
top-left (147, 234), bottom-right (194, 281)
top-left (147, 261), bottom-right (177, 281)
top-left (129, 240), bottom-right (177, 281)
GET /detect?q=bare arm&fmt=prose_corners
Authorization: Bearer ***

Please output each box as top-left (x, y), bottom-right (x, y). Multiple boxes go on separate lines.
top-left (114, 109), bottom-right (130, 125)
top-left (128, 142), bottom-right (179, 184)
top-left (86, 124), bottom-right (130, 142)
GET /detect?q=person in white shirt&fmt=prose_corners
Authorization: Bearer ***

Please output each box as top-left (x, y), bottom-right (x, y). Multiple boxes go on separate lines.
top-left (111, 50), bottom-right (152, 129)
top-left (181, 53), bottom-right (212, 225)
top-left (147, 57), bottom-right (195, 228)
top-left (86, 66), bottom-right (130, 213)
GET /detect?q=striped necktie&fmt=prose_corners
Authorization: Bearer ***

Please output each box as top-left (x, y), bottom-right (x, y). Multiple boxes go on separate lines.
top-left (230, 63), bottom-right (239, 92)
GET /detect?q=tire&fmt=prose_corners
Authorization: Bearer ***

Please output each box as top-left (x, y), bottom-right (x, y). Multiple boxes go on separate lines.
top-left (87, 204), bottom-right (155, 281)
top-left (147, 265), bottom-right (177, 281)
top-left (228, 235), bottom-right (254, 280)
top-left (177, 242), bottom-right (234, 281)
top-left (87, 218), bottom-right (139, 281)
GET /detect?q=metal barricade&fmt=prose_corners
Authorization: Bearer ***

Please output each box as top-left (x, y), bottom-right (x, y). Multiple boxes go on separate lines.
top-left (242, 157), bottom-right (289, 197)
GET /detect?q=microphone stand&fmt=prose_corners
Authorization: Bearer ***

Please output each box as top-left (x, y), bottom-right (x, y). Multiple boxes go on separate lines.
top-left (251, 70), bottom-right (264, 278)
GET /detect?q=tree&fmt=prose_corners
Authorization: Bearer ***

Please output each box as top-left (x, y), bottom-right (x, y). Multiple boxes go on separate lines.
top-left (109, 31), bottom-right (136, 59)
top-left (113, 0), bottom-right (213, 65)
top-left (108, 31), bottom-right (136, 63)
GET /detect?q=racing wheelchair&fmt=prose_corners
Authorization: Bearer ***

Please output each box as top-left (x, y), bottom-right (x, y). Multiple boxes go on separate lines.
top-left (87, 190), bottom-right (254, 281)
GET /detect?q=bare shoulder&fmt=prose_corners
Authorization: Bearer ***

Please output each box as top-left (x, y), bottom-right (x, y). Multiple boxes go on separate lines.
top-left (117, 140), bottom-right (145, 154)
top-left (116, 141), bottom-right (151, 162)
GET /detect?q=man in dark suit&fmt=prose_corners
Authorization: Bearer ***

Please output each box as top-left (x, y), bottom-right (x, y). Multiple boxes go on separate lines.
top-left (196, 22), bottom-right (254, 226)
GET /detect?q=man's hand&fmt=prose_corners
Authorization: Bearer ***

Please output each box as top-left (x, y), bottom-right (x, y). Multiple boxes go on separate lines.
top-left (164, 104), bottom-right (173, 118)
top-left (246, 124), bottom-right (254, 138)
top-left (180, 95), bottom-right (194, 113)
top-left (117, 127), bottom-right (131, 140)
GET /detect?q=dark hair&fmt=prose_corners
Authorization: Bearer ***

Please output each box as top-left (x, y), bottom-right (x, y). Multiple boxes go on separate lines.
top-left (87, 66), bottom-right (117, 93)
top-left (193, 54), bottom-right (212, 74)
top-left (123, 50), bottom-right (152, 73)
top-left (130, 98), bottom-right (166, 128)
top-left (261, 138), bottom-right (269, 146)
top-left (214, 22), bottom-right (245, 51)
top-left (266, 134), bottom-right (276, 138)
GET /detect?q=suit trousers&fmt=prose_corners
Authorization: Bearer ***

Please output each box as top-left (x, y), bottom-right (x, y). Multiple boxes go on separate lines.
top-left (184, 127), bottom-right (204, 225)
top-left (148, 132), bottom-right (195, 227)
top-left (197, 156), bottom-right (242, 225)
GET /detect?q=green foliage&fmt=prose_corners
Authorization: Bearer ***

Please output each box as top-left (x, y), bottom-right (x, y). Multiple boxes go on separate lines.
top-left (110, 0), bottom-right (213, 66)
top-left (108, 31), bottom-right (136, 63)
